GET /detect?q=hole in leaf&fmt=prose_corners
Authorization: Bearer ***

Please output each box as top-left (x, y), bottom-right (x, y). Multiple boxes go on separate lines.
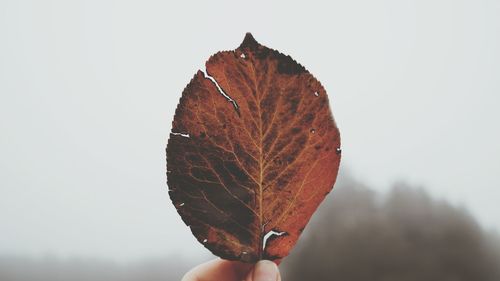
top-left (336, 147), bottom-right (342, 155)
top-left (179, 203), bottom-right (185, 207)
top-left (310, 128), bottom-right (316, 134)
top-left (202, 69), bottom-right (240, 115)
top-left (240, 53), bottom-right (246, 59)
top-left (262, 230), bottom-right (287, 250)
top-left (240, 251), bottom-right (252, 262)
top-left (171, 132), bottom-right (190, 138)
top-left (314, 91), bottom-right (319, 97)
top-left (203, 239), bottom-right (208, 243)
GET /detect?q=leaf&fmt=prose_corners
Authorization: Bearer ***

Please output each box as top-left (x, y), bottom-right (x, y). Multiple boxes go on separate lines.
top-left (166, 33), bottom-right (341, 263)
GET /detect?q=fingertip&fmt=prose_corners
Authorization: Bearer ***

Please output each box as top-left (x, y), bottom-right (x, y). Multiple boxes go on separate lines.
top-left (182, 258), bottom-right (252, 281)
top-left (249, 260), bottom-right (280, 281)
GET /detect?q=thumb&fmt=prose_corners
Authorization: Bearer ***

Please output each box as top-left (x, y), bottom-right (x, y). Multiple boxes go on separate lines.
top-left (245, 260), bottom-right (281, 281)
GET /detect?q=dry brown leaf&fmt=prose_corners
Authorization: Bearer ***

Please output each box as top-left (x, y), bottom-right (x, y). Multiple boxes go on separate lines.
top-left (167, 33), bottom-right (341, 263)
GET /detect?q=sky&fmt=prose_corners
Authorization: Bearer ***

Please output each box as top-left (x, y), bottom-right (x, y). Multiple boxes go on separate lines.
top-left (0, 0), bottom-right (499, 262)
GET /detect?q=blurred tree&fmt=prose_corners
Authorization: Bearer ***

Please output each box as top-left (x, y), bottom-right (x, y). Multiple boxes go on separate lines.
top-left (281, 176), bottom-right (500, 281)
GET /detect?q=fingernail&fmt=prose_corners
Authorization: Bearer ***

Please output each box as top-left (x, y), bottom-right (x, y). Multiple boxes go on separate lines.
top-left (252, 260), bottom-right (279, 281)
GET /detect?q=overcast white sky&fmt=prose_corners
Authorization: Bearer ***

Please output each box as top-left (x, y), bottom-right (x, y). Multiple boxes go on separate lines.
top-left (1, 0), bottom-right (499, 261)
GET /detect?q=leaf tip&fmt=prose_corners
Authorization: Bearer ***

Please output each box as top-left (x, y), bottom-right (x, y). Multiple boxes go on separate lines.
top-left (239, 32), bottom-right (259, 49)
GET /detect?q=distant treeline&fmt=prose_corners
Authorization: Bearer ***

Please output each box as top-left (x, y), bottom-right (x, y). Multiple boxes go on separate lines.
top-left (281, 175), bottom-right (500, 281)
top-left (1, 175), bottom-right (499, 281)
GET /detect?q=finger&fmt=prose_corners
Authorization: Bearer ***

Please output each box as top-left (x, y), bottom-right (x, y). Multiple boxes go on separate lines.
top-left (182, 258), bottom-right (253, 281)
top-left (245, 260), bottom-right (280, 281)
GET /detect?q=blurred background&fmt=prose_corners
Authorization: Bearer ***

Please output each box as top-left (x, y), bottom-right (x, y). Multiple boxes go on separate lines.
top-left (1, 0), bottom-right (499, 280)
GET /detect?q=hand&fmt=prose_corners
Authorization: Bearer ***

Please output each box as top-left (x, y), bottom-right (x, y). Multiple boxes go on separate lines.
top-left (181, 258), bottom-right (281, 281)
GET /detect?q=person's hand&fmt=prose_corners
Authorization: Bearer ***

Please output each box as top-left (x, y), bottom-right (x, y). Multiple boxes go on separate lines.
top-left (181, 258), bottom-right (281, 281)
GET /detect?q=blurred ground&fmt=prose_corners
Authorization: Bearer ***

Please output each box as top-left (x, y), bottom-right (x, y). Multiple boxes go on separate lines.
top-left (2, 175), bottom-right (499, 281)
